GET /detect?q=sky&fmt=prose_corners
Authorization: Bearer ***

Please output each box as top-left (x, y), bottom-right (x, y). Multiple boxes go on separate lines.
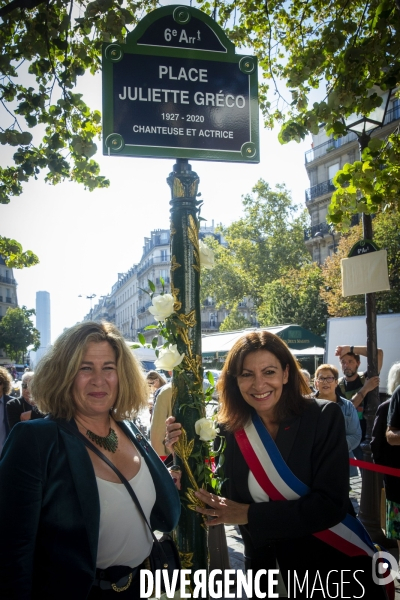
top-left (1, 5), bottom-right (312, 343)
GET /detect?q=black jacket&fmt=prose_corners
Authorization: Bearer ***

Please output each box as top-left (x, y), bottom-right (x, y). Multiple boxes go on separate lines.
top-left (6, 396), bottom-right (45, 429)
top-left (221, 399), bottom-right (386, 599)
top-left (0, 418), bottom-right (180, 599)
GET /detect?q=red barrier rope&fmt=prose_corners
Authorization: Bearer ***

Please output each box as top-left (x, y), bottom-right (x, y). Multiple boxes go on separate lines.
top-left (350, 458), bottom-right (400, 478)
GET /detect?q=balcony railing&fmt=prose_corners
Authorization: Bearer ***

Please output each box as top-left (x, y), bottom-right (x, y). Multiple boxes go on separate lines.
top-left (304, 214), bottom-right (360, 241)
top-left (137, 301), bottom-right (152, 316)
top-left (137, 256), bottom-right (171, 276)
top-left (304, 222), bottom-right (334, 241)
top-left (0, 275), bottom-right (16, 285)
top-left (305, 179), bottom-right (336, 203)
top-left (305, 132), bottom-right (358, 164)
top-left (305, 106), bottom-right (400, 164)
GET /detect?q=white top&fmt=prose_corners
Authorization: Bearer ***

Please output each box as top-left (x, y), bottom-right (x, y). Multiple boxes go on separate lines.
top-left (96, 458), bottom-right (156, 569)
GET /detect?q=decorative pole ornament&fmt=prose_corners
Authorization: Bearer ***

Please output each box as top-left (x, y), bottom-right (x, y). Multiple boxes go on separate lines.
top-left (167, 158), bottom-right (208, 577)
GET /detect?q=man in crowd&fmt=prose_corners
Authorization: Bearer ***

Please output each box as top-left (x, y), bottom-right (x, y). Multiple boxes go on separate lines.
top-left (335, 344), bottom-right (383, 459)
top-left (6, 371), bottom-right (44, 429)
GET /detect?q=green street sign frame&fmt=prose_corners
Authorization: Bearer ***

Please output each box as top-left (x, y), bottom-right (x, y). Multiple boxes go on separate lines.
top-left (102, 5), bottom-right (259, 163)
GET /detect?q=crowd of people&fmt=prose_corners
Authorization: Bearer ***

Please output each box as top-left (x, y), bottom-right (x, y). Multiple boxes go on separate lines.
top-left (0, 320), bottom-right (399, 599)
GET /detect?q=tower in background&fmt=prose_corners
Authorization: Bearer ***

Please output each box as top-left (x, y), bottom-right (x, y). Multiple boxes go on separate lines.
top-left (35, 291), bottom-right (51, 364)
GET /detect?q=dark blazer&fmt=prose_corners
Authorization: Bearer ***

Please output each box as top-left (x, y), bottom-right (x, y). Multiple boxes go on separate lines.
top-left (222, 399), bottom-right (386, 599)
top-left (1, 394), bottom-right (11, 438)
top-left (373, 392), bottom-right (400, 502)
top-left (6, 395), bottom-right (45, 429)
top-left (0, 418), bottom-right (180, 600)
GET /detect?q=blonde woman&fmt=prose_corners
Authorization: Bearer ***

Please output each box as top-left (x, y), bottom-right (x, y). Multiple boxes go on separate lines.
top-left (0, 321), bottom-right (180, 599)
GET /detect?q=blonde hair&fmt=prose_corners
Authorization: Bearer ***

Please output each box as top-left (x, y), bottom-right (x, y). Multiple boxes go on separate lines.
top-left (31, 321), bottom-right (149, 421)
top-left (0, 367), bottom-right (12, 395)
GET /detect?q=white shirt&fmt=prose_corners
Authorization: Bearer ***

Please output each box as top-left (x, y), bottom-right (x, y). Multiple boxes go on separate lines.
top-left (96, 457), bottom-right (156, 568)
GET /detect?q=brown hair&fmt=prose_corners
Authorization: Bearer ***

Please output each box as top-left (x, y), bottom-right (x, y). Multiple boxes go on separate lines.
top-left (217, 331), bottom-right (311, 432)
top-left (315, 364), bottom-right (339, 380)
top-left (0, 367), bottom-right (12, 395)
top-left (146, 370), bottom-right (167, 387)
top-left (31, 321), bottom-right (149, 421)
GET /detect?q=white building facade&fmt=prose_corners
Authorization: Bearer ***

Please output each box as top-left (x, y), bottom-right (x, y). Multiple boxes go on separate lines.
top-left (84, 223), bottom-right (253, 341)
top-left (304, 95), bottom-right (400, 263)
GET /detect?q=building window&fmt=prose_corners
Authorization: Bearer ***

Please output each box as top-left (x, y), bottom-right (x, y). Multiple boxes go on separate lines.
top-left (393, 98), bottom-right (400, 120)
top-left (328, 163), bottom-right (339, 181)
top-left (160, 250), bottom-right (167, 262)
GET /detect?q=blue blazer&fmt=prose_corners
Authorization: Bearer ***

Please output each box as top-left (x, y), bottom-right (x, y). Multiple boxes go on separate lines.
top-left (0, 418), bottom-right (180, 599)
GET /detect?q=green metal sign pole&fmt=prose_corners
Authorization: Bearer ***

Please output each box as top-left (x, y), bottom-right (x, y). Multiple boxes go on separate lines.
top-left (167, 158), bottom-right (208, 582)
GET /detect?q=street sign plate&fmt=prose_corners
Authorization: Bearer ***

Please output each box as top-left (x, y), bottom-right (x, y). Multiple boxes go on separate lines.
top-left (348, 239), bottom-right (379, 257)
top-left (102, 5), bottom-right (259, 163)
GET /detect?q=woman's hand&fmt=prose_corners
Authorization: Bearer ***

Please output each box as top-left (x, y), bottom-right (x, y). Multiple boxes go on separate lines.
top-left (194, 488), bottom-right (250, 526)
top-left (20, 410), bottom-right (32, 421)
top-left (164, 416), bottom-right (182, 454)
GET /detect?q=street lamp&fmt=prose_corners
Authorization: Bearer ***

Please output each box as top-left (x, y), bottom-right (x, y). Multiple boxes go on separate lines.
top-left (78, 294), bottom-right (96, 321)
top-left (342, 86), bottom-right (392, 542)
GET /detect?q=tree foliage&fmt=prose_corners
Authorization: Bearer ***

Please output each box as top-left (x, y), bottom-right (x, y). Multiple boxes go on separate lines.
top-left (0, 305), bottom-right (40, 362)
top-left (0, 238), bottom-right (39, 268)
top-left (200, 179), bottom-right (311, 310)
top-left (321, 212), bottom-right (400, 316)
top-left (1, 0), bottom-right (399, 263)
top-left (329, 132), bottom-right (400, 228)
top-left (0, 0), bottom-right (158, 266)
top-left (218, 305), bottom-right (252, 333)
top-left (258, 263), bottom-right (329, 336)
top-left (199, 0), bottom-right (400, 223)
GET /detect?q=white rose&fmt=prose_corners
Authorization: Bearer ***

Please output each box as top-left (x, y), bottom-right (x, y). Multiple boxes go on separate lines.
top-left (199, 240), bottom-right (215, 269)
top-left (148, 293), bottom-right (175, 321)
top-left (195, 417), bottom-right (218, 442)
top-left (155, 344), bottom-right (185, 370)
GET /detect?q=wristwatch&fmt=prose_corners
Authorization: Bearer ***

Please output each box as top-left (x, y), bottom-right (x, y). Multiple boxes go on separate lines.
top-left (350, 345), bottom-right (354, 354)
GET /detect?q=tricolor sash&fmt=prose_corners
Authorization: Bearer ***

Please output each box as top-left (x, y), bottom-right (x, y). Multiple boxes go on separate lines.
top-left (234, 411), bottom-right (376, 558)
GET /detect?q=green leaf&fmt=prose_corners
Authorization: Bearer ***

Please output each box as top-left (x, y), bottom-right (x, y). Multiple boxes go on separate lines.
top-left (138, 333), bottom-right (146, 346)
top-left (148, 279), bottom-right (156, 293)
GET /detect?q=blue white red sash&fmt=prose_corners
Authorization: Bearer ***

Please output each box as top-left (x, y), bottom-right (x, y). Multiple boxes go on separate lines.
top-left (234, 411), bottom-right (376, 558)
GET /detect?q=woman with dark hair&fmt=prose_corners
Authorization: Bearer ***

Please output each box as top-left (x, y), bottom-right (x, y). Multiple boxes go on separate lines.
top-left (167, 331), bottom-right (389, 599)
top-left (0, 321), bottom-right (180, 599)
